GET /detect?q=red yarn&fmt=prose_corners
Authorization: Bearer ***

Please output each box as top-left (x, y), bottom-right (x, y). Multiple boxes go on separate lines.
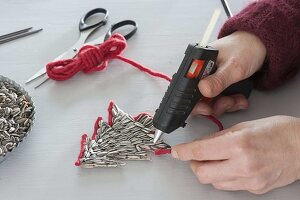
top-left (46, 33), bottom-right (171, 82)
top-left (204, 115), bottom-right (224, 131)
top-left (92, 117), bottom-right (103, 140)
top-left (107, 101), bottom-right (115, 127)
top-left (75, 134), bottom-right (88, 166)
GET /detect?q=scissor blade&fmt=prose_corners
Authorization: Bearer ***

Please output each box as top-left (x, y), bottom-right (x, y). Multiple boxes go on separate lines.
top-left (34, 75), bottom-right (50, 89)
top-left (26, 67), bottom-right (47, 84)
top-left (25, 47), bottom-right (79, 84)
top-left (26, 28), bottom-right (97, 85)
top-left (57, 29), bottom-right (98, 59)
top-left (85, 34), bottom-right (105, 46)
top-left (25, 41), bottom-right (81, 84)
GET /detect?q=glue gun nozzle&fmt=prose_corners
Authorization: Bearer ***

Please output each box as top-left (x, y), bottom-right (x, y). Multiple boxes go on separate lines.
top-left (153, 129), bottom-right (164, 144)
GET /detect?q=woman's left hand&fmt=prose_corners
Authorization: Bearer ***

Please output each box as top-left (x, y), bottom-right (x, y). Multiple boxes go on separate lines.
top-left (171, 116), bottom-right (300, 194)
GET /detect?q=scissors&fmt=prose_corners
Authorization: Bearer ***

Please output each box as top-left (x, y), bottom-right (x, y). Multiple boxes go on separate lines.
top-left (26, 8), bottom-right (138, 88)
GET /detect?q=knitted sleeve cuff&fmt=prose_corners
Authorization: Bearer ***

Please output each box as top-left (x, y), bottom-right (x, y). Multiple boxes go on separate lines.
top-left (218, 0), bottom-right (300, 90)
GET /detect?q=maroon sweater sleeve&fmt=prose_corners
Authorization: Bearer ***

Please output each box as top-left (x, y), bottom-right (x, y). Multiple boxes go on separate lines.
top-left (218, 0), bottom-right (300, 90)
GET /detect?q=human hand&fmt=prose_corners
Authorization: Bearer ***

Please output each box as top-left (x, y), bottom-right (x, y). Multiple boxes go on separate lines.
top-left (171, 116), bottom-right (300, 194)
top-left (193, 31), bottom-right (266, 116)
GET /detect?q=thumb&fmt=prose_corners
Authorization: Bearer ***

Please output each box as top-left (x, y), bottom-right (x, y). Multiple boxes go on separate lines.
top-left (198, 58), bottom-right (245, 98)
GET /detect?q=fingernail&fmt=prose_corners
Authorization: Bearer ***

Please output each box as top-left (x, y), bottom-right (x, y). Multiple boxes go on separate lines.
top-left (200, 110), bottom-right (211, 115)
top-left (171, 149), bottom-right (179, 159)
top-left (195, 108), bottom-right (211, 115)
top-left (238, 106), bottom-right (247, 110)
top-left (224, 105), bottom-right (232, 111)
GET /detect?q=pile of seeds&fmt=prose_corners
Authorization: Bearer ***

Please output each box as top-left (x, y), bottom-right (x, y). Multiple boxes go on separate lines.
top-left (0, 79), bottom-right (34, 159)
top-left (76, 103), bottom-right (170, 168)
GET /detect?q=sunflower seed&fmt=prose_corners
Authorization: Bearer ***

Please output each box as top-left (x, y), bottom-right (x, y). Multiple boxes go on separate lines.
top-left (0, 80), bottom-right (34, 158)
top-left (77, 103), bottom-right (170, 168)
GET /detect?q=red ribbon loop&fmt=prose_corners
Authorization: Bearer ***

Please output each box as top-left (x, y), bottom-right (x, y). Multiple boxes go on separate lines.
top-left (46, 34), bottom-right (127, 81)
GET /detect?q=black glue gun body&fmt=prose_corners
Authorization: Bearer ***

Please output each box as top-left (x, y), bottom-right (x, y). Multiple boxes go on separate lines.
top-left (153, 44), bottom-right (252, 141)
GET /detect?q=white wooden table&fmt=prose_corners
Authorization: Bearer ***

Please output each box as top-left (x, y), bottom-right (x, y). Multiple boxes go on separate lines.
top-left (0, 0), bottom-right (299, 199)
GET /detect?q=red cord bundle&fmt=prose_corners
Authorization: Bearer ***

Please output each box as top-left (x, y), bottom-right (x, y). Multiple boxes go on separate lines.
top-left (46, 34), bottom-right (224, 156)
top-left (46, 33), bottom-right (171, 82)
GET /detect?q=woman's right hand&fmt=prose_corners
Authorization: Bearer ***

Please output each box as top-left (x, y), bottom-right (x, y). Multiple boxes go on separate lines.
top-left (193, 31), bottom-right (267, 117)
top-left (172, 115), bottom-right (300, 194)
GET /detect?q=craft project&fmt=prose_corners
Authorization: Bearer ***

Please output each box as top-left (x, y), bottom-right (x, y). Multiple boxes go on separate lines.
top-left (46, 33), bottom-right (223, 132)
top-left (45, 34), bottom-right (223, 167)
top-left (75, 102), bottom-right (171, 168)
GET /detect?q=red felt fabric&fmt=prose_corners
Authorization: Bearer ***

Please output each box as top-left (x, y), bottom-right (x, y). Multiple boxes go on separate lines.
top-left (75, 134), bottom-right (88, 166)
top-left (92, 117), bottom-right (103, 140)
top-left (155, 149), bottom-right (172, 156)
top-left (107, 101), bottom-right (114, 127)
top-left (218, 0), bottom-right (300, 90)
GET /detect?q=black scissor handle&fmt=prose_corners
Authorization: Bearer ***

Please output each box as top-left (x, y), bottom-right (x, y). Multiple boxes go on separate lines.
top-left (104, 20), bottom-right (138, 41)
top-left (79, 8), bottom-right (109, 31)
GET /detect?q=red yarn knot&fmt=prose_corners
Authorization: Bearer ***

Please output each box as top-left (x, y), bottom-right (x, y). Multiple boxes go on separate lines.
top-left (46, 34), bottom-right (127, 81)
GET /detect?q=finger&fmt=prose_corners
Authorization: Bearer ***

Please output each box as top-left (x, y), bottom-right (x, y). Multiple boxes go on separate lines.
top-left (245, 169), bottom-right (282, 194)
top-left (225, 94), bottom-right (249, 112)
top-left (251, 174), bottom-right (293, 195)
top-left (201, 129), bottom-right (228, 140)
top-left (212, 94), bottom-right (249, 116)
top-left (214, 169), bottom-right (281, 194)
top-left (212, 96), bottom-right (235, 117)
top-left (190, 160), bottom-right (240, 184)
top-left (198, 59), bottom-right (245, 98)
top-left (212, 179), bottom-right (246, 191)
top-left (172, 130), bottom-right (233, 161)
top-left (191, 101), bottom-right (212, 116)
top-left (248, 184), bottom-right (278, 195)
top-left (248, 188), bottom-right (271, 195)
